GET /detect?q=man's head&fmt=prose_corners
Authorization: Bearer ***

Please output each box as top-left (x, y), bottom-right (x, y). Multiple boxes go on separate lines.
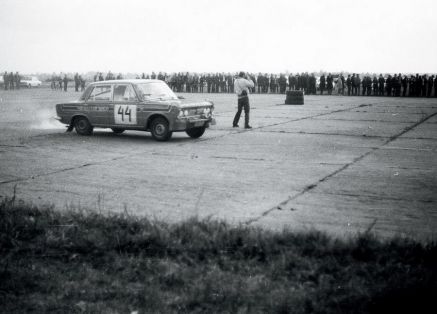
top-left (239, 71), bottom-right (245, 78)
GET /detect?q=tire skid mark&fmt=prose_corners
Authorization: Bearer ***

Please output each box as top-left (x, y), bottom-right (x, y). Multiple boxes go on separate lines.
top-left (246, 110), bottom-right (437, 225)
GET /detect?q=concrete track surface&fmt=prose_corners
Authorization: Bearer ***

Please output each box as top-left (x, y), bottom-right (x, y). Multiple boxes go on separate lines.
top-left (0, 88), bottom-right (436, 241)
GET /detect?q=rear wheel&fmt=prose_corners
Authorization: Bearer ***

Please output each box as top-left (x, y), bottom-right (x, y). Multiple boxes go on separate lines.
top-left (74, 117), bottom-right (93, 135)
top-left (111, 128), bottom-right (125, 134)
top-left (150, 117), bottom-right (172, 141)
top-left (186, 126), bottom-right (206, 139)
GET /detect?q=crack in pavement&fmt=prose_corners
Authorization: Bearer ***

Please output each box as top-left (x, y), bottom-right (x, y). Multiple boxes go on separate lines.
top-left (0, 155), bottom-right (127, 185)
top-left (245, 110), bottom-right (437, 225)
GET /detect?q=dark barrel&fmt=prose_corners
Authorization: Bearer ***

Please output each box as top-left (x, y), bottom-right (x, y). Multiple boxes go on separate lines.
top-left (285, 90), bottom-right (304, 105)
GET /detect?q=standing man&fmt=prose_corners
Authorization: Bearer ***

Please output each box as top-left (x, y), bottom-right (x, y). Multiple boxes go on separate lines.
top-left (233, 71), bottom-right (254, 129)
top-left (326, 73), bottom-right (333, 95)
top-left (427, 75), bottom-right (434, 97)
top-left (373, 76), bottom-right (378, 96)
top-left (320, 74), bottom-right (326, 95)
top-left (74, 73), bottom-right (80, 92)
top-left (14, 72), bottom-right (21, 89)
top-left (3, 71), bottom-right (8, 90)
top-left (346, 75), bottom-right (352, 96)
top-left (378, 74), bottom-right (385, 96)
top-left (63, 74), bottom-right (68, 92)
top-left (79, 76), bottom-right (86, 91)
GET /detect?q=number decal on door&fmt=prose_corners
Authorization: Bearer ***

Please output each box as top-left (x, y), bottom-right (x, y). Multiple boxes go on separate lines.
top-left (115, 105), bottom-right (137, 124)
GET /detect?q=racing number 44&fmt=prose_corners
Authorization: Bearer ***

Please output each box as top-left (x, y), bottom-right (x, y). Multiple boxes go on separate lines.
top-left (118, 106), bottom-right (132, 122)
top-left (114, 104), bottom-right (137, 125)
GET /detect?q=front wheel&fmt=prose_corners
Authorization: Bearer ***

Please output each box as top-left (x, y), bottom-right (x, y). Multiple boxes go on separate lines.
top-left (74, 117), bottom-right (93, 135)
top-left (186, 126), bottom-right (206, 139)
top-left (111, 128), bottom-right (125, 134)
top-left (150, 117), bottom-right (172, 141)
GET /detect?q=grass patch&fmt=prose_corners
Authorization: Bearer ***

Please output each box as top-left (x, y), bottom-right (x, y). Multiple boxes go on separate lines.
top-left (1, 198), bottom-right (436, 313)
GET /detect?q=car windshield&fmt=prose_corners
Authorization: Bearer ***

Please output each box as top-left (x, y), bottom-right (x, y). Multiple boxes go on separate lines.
top-left (136, 82), bottom-right (178, 101)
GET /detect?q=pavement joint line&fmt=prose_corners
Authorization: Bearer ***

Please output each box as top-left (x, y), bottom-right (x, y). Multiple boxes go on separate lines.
top-left (258, 130), bottom-right (389, 139)
top-left (0, 103), bottom-right (420, 189)
top-left (198, 103), bottom-right (376, 142)
top-left (0, 103), bottom-right (375, 187)
top-left (310, 118), bottom-right (421, 123)
top-left (304, 190), bottom-right (436, 204)
top-left (245, 110), bottom-right (437, 226)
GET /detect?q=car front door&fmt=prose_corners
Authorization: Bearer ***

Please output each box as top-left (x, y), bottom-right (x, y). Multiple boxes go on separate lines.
top-left (112, 84), bottom-right (140, 127)
top-left (85, 84), bottom-right (113, 126)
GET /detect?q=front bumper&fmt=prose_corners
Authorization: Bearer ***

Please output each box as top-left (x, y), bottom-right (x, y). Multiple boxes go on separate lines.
top-left (172, 117), bottom-right (216, 131)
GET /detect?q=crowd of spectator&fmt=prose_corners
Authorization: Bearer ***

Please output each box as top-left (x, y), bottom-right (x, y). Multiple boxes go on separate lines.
top-left (3, 70), bottom-right (437, 98)
top-left (1, 71), bottom-right (21, 90)
top-left (129, 71), bottom-right (437, 98)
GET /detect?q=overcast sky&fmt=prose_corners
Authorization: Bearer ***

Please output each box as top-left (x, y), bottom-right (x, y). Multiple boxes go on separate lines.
top-left (1, 0), bottom-right (436, 74)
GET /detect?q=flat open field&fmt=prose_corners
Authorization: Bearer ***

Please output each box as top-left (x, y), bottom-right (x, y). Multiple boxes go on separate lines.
top-left (0, 88), bottom-right (436, 241)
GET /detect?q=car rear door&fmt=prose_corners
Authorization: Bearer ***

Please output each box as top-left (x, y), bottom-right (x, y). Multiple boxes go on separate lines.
top-left (112, 83), bottom-right (140, 127)
top-left (85, 84), bottom-right (113, 126)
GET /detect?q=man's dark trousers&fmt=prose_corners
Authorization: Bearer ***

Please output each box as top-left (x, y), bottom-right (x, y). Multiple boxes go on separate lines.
top-left (233, 96), bottom-right (250, 127)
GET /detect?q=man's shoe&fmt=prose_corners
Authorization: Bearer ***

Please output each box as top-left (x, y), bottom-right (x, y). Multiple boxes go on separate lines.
top-left (244, 125), bottom-right (252, 129)
top-left (233, 124), bottom-right (239, 128)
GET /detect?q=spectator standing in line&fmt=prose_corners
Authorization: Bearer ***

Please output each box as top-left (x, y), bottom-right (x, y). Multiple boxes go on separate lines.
top-left (278, 74), bottom-right (287, 94)
top-left (378, 74), bottom-right (385, 96)
top-left (335, 75), bottom-right (343, 95)
top-left (401, 75), bottom-right (408, 97)
top-left (355, 74), bottom-right (361, 96)
top-left (233, 71), bottom-right (254, 129)
top-left (74, 73), bottom-right (80, 92)
top-left (373, 76), bottom-right (378, 96)
top-left (346, 75), bottom-right (352, 96)
top-left (80, 76), bottom-right (85, 91)
top-left (63, 74), bottom-right (68, 92)
top-left (9, 72), bottom-right (14, 90)
top-left (320, 74), bottom-right (326, 95)
top-left (434, 76), bottom-right (437, 97)
top-left (326, 73), bottom-right (333, 95)
top-left (340, 74), bottom-right (346, 95)
top-left (426, 75), bottom-right (433, 97)
top-left (14, 72), bottom-right (21, 89)
top-left (351, 74), bottom-right (356, 95)
top-left (58, 74), bottom-right (63, 90)
top-left (3, 71), bottom-right (8, 90)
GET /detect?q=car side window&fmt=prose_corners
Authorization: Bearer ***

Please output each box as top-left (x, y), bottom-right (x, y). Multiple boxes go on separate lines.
top-left (87, 85), bottom-right (112, 101)
top-left (113, 84), bottom-right (137, 102)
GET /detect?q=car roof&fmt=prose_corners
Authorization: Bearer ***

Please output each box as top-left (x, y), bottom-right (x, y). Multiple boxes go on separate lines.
top-left (89, 79), bottom-right (163, 85)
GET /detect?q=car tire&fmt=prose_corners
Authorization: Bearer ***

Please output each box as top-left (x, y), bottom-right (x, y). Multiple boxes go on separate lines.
top-left (186, 126), bottom-right (206, 139)
top-left (111, 128), bottom-right (125, 134)
top-left (150, 117), bottom-right (172, 141)
top-left (74, 117), bottom-right (93, 135)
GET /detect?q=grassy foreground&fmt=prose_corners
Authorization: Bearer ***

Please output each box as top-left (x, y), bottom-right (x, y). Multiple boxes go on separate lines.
top-left (0, 198), bottom-right (436, 314)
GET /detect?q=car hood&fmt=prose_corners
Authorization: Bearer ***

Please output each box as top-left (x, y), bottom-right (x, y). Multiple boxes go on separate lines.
top-left (141, 99), bottom-right (213, 109)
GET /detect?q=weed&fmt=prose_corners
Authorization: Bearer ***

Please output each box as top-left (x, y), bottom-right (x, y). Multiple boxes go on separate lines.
top-left (1, 199), bottom-right (436, 313)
